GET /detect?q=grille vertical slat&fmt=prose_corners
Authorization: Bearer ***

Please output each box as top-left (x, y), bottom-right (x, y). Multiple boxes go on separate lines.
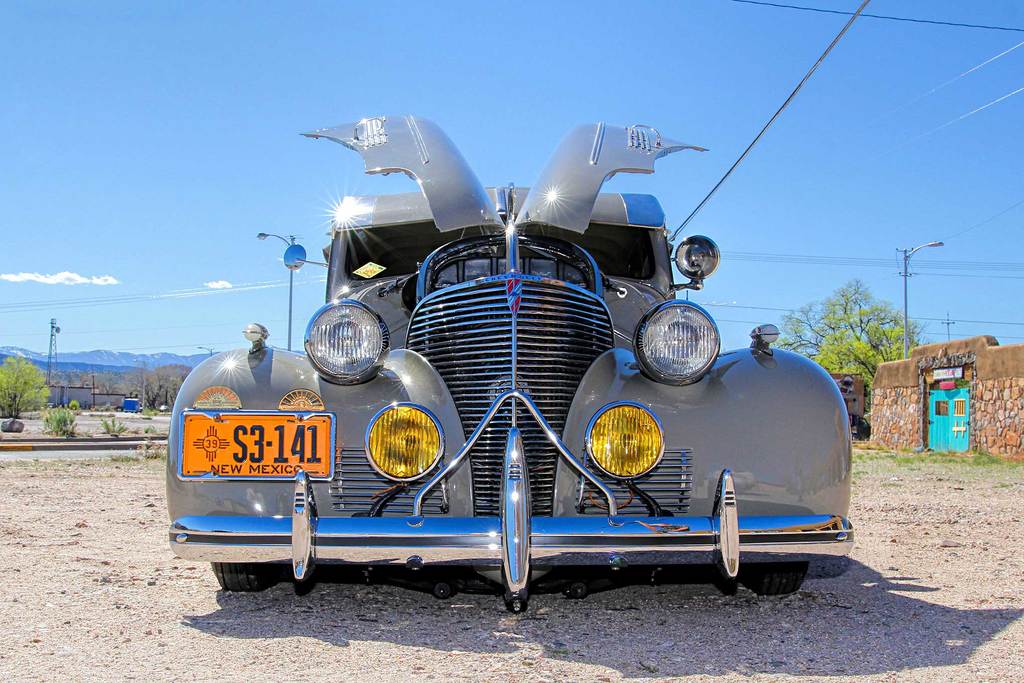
top-left (329, 448), bottom-right (445, 516)
top-left (580, 450), bottom-right (694, 515)
top-left (407, 277), bottom-right (614, 516)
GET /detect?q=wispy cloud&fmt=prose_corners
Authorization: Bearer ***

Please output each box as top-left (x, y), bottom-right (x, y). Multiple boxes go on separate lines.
top-left (0, 271), bottom-right (119, 285)
top-left (204, 280), bottom-right (233, 289)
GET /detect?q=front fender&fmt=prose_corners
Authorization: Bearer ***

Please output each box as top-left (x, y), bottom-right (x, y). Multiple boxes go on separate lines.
top-left (556, 347), bottom-right (851, 517)
top-left (166, 347), bottom-right (470, 520)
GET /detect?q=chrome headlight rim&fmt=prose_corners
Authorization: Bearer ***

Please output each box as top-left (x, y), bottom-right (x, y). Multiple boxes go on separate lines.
top-left (303, 299), bottom-right (390, 385)
top-left (634, 300), bottom-right (721, 386)
top-left (584, 400), bottom-right (666, 480)
top-left (363, 402), bottom-right (445, 482)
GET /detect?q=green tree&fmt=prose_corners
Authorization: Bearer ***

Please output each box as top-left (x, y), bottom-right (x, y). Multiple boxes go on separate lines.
top-left (0, 357), bottom-right (49, 418)
top-left (778, 279), bottom-right (919, 391)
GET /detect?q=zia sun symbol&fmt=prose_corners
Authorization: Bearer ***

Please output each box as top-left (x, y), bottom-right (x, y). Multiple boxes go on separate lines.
top-left (192, 426), bottom-right (230, 462)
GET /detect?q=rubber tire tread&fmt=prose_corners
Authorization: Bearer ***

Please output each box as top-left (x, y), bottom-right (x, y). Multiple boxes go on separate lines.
top-left (212, 562), bottom-right (278, 592)
top-left (740, 562), bottom-right (808, 596)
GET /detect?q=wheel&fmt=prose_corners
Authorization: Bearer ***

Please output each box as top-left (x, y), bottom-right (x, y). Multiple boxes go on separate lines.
top-left (739, 562), bottom-right (808, 596)
top-left (432, 581), bottom-right (454, 600)
top-left (211, 562), bottom-right (279, 592)
top-left (563, 581), bottom-right (589, 600)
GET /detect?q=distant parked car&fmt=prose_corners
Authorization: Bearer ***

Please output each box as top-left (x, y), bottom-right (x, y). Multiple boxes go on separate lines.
top-left (166, 116), bottom-right (854, 611)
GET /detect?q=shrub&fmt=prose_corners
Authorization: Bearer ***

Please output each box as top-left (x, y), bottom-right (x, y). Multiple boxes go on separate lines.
top-left (68, 399), bottom-right (80, 411)
top-left (101, 416), bottom-right (128, 436)
top-left (142, 407), bottom-right (159, 417)
top-left (0, 357), bottom-right (48, 419)
top-left (144, 426), bottom-right (157, 434)
top-left (43, 408), bottom-right (77, 437)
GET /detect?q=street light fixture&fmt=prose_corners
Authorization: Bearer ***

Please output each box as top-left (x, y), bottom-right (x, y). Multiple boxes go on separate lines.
top-left (197, 346), bottom-right (215, 357)
top-left (257, 232), bottom-right (298, 350)
top-left (899, 241), bottom-right (944, 359)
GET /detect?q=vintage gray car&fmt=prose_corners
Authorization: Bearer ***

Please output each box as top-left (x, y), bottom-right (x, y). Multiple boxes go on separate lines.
top-left (167, 116), bottom-right (852, 611)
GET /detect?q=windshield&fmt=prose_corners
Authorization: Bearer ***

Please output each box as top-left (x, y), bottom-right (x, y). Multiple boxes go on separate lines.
top-left (341, 222), bottom-right (657, 282)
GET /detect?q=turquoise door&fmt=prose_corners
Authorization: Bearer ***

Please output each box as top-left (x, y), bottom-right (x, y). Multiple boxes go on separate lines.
top-left (928, 388), bottom-right (970, 452)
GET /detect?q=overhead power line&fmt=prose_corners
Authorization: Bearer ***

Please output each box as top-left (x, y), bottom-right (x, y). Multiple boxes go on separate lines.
top-left (701, 302), bottom-right (1024, 328)
top-left (672, 0), bottom-right (871, 239)
top-left (729, 0), bottom-right (1024, 33)
top-left (723, 251), bottom-right (1024, 274)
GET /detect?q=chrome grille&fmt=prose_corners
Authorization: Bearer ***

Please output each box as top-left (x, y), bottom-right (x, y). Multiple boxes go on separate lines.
top-left (579, 449), bottom-right (693, 515)
top-left (329, 448), bottom-right (445, 516)
top-left (407, 276), bottom-right (614, 516)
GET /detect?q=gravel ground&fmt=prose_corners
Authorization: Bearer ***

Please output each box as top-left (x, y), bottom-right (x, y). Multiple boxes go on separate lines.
top-left (1, 454), bottom-right (1022, 682)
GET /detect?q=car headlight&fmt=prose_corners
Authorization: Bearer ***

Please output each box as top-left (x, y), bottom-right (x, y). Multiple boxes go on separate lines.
top-left (585, 402), bottom-right (664, 479)
top-left (365, 404), bottom-right (443, 481)
top-left (304, 300), bottom-right (390, 384)
top-left (635, 301), bottom-right (720, 385)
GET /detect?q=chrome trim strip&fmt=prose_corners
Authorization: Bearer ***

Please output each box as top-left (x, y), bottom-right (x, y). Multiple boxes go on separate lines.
top-left (501, 427), bottom-right (530, 595)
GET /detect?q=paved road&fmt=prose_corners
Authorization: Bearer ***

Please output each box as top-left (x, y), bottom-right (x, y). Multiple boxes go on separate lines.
top-left (0, 448), bottom-right (127, 461)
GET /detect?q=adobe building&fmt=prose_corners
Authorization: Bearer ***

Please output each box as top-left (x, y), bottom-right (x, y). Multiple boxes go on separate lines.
top-left (871, 336), bottom-right (1024, 455)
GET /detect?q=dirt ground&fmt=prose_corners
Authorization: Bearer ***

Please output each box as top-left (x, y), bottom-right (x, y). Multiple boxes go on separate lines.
top-left (1, 453), bottom-right (1022, 682)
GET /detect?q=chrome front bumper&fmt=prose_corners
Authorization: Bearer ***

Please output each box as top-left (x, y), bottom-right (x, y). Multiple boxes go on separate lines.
top-left (169, 468), bottom-right (853, 581)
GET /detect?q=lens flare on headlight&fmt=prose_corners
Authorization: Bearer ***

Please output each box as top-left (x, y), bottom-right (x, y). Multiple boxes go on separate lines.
top-left (586, 403), bottom-right (664, 479)
top-left (365, 405), bottom-right (443, 481)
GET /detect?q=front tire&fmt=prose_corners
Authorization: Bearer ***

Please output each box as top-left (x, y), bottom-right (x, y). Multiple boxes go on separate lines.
top-left (739, 562), bottom-right (808, 596)
top-left (212, 562), bottom-right (280, 592)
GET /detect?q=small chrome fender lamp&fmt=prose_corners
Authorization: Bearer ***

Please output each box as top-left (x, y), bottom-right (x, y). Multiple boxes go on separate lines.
top-left (750, 323), bottom-right (780, 355)
top-left (243, 323), bottom-right (269, 354)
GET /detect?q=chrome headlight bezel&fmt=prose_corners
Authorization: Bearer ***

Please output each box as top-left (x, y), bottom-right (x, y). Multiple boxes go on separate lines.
top-left (363, 402), bottom-right (445, 482)
top-left (304, 299), bottom-right (390, 385)
top-left (634, 300), bottom-right (721, 386)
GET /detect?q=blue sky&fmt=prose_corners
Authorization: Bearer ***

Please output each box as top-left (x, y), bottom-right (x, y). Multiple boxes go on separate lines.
top-left (2, 0), bottom-right (1022, 356)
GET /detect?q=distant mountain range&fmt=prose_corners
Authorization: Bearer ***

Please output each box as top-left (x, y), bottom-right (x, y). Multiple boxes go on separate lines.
top-left (0, 346), bottom-right (207, 373)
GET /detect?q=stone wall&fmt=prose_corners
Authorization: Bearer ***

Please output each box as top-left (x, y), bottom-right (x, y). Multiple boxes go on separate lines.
top-left (870, 386), bottom-right (922, 450)
top-left (973, 378), bottom-right (1024, 456)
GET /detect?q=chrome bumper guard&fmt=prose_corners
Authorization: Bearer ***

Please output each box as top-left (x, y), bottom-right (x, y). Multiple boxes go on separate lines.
top-left (170, 390), bottom-right (853, 592)
top-left (171, 474), bottom-right (853, 580)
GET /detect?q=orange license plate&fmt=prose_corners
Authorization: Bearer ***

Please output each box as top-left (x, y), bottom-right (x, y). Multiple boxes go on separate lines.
top-left (181, 412), bottom-right (334, 479)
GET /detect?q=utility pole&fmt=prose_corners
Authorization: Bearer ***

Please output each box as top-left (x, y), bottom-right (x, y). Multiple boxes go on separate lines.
top-left (46, 318), bottom-right (60, 385)
top-left (899, 241), bottom-right (944, 359)
top-left (941, 313), bottom-right (955, 342)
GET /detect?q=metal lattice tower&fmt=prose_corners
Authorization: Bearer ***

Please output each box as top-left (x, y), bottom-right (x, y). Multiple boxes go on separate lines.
top-left (46, 318), bottom-right (60, 384)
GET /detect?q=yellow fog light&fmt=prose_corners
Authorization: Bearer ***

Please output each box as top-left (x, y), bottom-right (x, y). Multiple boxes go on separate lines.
top-left (585, 402), bottom-right (664, 479)
top-left (365, 404), bottom-right (443, 481)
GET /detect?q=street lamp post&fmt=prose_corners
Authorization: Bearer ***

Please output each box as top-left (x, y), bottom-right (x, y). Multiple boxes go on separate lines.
top-left (257, 232), bottom-right (298, 350)
top-left (899, 241), bottom-right (944, 359)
